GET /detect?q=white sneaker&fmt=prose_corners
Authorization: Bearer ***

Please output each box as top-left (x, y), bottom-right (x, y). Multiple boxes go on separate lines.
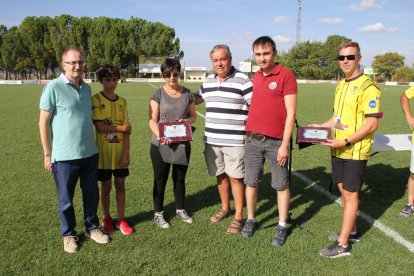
top-left (86, 228), bottom-right (110, 244)
top-left (154, 212), bottom-right (171, 229)
top-left (176, 209), bottom-right (193, 224)
top-left (63, 236), bottom-right (79, 253)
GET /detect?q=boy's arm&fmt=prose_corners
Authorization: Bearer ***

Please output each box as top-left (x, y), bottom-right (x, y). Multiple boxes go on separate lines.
top-left (94, 121), bottom-right (131, 134)
top-left (120, 132), bottom-right (130, 168)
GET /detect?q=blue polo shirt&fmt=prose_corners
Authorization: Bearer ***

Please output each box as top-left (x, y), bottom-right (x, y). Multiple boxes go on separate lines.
top-left (39, 74), bottom-right (98, 162)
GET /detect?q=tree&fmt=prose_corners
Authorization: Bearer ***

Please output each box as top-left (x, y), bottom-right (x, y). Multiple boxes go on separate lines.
top-left (19, 16), bottom-right (52, 79)
top-left (0, 15), bottom-right (184, 79)
top-left (280, 40), bottom-right (324, 79)
top-left (392, 66), bottom-right (414, 82)
top-left (322, 35), bottom-right (351, 80)
top-left (47, 14), bottom-right (79, 77)
top-left (372, 52), bottom-right (405, 81)
top-left (0, 27), bottom-right (25, 79)
top-left (139, 21), bottom-right (181, 59)
top-left (0, 25), bottom-right (7, 71)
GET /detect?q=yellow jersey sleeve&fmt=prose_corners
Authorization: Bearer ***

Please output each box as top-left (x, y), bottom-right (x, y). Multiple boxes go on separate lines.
top-left (405, 86), bottom-right (414, 99)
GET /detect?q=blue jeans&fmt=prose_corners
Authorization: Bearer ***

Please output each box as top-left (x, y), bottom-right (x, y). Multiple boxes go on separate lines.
top-left (52, 154), bottom-right (99, 236)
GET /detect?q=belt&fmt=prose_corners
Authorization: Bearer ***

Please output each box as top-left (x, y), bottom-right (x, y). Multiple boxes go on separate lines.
top-left (246, 132), bottom-right (279, 141)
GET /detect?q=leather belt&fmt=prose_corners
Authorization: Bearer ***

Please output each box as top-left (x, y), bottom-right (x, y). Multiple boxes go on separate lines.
top-left (246, 132), bottom-right (278, 141)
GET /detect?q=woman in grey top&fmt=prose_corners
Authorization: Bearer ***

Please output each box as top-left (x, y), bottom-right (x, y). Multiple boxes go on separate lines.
top-left (148, 58), bottom-right (197, 229)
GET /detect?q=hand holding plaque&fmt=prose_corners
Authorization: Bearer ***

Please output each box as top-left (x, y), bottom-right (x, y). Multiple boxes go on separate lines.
top-left (159, 121), bottom-right (193, 143)
top-left (296, 126), bottom-right (332, 144)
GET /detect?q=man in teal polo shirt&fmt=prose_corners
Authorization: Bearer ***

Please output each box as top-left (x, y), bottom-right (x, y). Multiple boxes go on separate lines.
top-left (39, 48), bottom-right (109, 253)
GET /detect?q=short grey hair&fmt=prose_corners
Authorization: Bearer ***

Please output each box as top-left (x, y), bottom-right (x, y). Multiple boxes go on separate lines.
top-left (210, 44), bottom-right (232, 60)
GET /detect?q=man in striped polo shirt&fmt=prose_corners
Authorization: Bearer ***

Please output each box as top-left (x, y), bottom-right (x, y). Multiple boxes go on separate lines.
top-left (195, 44), bottom-right (253, 234)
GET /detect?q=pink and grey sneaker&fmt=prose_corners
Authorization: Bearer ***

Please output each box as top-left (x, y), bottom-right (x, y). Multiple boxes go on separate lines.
top-left (115, 219), bottom-right (135, 235)
top-left (102, 217), bottom-right (114, 234)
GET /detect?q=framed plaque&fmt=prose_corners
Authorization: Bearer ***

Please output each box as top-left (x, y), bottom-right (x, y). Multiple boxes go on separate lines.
top-left (296, 126), bottom-right (332, 144)
top-left (159, 121), bottom-right (193, 142)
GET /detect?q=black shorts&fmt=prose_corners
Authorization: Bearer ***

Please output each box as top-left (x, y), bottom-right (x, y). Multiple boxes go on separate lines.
top-left (331, 156), bottom-right (367, 192)
top-left (98, 169), bottom-right (129, 181)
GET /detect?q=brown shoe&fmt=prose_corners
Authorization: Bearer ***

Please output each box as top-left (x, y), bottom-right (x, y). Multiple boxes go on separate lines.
top-left (210, 209), bottom-right (231, 224)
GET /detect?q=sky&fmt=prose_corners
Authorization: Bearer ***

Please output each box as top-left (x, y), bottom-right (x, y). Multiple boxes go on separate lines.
top-left (1, 0), bottom-right (414, 70)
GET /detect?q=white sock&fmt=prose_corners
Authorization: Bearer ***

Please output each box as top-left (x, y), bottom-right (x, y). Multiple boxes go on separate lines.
top-left (279, 222), bottom-right (286, 228)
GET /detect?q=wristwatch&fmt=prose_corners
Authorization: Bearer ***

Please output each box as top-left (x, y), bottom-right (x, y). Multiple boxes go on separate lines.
top-left (344, 138), bottom-right (352, 147)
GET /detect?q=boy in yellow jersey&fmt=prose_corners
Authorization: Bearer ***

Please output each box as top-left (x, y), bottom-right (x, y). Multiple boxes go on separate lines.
top-left (400, 86), bottom-right (414, 217)
top-left (92, 64), bottom-right (134, 235)
top-left (311, 41), bottom-right (381, 258)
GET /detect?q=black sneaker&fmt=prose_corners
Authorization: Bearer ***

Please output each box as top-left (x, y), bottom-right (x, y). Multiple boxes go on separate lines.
top-left (241, 219), bottom-right (256, 238)
top-left (328, 232), bottom-right (360, 243)
top-left (271, 225), bottom-right (288, 246)
top-left (319, 241), bottom-right (351, 258)
top-left (400, 204), bottom-right (414, 217)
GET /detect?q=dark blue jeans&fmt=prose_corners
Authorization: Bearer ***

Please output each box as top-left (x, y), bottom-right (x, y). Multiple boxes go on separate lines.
top-left (52, 154), bottom-right (99, 236)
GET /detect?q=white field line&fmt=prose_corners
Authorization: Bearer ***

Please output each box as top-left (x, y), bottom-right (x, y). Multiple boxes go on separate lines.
top-left (145, 81), bottom-right (414, 253)
top-left (292, 170), bottom-right (414, 253)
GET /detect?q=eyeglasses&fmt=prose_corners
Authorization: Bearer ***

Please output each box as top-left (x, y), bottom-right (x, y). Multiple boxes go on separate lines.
top-left (63, 61), bottom-right (86, 66)
top-left (164, 72), bottom-right (180, 78)
top-left (337, 55), bottom-right (357, 61)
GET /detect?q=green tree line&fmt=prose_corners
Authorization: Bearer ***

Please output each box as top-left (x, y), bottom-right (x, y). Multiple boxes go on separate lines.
top-left (0, 15), bottom-right (182, 80)
top-left (286, 35), bottom-right (414, 82)
top-left (252, 34), bottom-right (414, 82)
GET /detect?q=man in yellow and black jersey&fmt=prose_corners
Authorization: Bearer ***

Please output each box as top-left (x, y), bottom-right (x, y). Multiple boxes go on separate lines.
top-left (332, 71), bottom-right (381, 160)
top-left (311, 41), bottom-right (381, 258)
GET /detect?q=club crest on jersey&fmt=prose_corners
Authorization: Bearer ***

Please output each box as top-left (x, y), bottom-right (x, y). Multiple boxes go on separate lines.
top-left (369, 100), bottom-right (376, 108)
top-left (269, 82), bottom-right (277, 90)
top-left (351, 86), bottom-right (359, 95)
top-left (118, 104), bottom-right (124, 111)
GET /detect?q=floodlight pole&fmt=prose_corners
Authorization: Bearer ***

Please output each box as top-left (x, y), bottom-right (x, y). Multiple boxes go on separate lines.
top-left (296, 0), bottom-right (302, 44)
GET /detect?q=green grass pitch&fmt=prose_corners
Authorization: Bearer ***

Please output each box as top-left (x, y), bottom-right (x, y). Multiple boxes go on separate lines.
top-left (0, 82), bottom-right (412, 274)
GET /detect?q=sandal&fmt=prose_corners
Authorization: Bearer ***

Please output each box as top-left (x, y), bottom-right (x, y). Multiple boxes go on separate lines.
top-left (226, 219), bottom-right (243, 235)
top-left (210, 209), bottom-right (231, 224)
top-left (241, 219), bottom-right (256, 238)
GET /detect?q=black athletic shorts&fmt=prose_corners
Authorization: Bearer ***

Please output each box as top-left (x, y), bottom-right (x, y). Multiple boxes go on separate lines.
top-left (331, 156), bottom-right (367, 192)
top-left (98, 169), bottom-right (129, 181)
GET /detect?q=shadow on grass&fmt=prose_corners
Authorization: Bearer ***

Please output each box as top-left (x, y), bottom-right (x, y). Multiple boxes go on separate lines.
top-left (291, 162), bottom-right (408, 238)
top-left (125, 178), bottom-right (220, 227)
top-left (250, 167), bottom-right (333, 238)
top-left (125, 156), bottom-right (408, 241)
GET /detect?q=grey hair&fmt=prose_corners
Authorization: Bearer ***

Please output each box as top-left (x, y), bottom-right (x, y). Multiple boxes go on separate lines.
top-left (210, 44), bottom-right (232, 60)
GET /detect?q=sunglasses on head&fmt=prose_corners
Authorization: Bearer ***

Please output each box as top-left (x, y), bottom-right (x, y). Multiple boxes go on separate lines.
top-left (337, 55), bottom-right (357, 61)
top-left (164, 72), bottom-right (180, 78)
